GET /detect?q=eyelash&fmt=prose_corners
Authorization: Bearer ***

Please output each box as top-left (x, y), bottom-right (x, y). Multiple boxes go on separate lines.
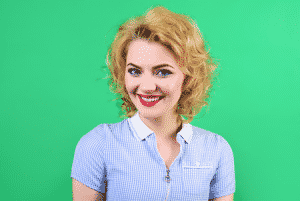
top-left (128, 68), bottom-right (173, 77)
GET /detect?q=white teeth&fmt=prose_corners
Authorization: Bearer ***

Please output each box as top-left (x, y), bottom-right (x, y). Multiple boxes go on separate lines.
top-left (141, 96), bottom-right (160, 102)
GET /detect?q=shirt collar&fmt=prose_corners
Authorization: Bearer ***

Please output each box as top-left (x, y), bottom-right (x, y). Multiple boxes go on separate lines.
top-left (128, 111), bottom-right (193, 144)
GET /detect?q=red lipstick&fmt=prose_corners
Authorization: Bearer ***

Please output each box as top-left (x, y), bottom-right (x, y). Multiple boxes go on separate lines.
top-left (138, 94), bottom-right (165, 107)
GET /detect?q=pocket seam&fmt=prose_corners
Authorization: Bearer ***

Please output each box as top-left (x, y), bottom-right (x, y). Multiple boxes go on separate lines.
top-left (183, 166), bottom-right (213, 169)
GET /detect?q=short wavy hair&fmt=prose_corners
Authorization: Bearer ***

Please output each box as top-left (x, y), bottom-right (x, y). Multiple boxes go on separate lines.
top-left (100, 5), bottom-right (220, 124)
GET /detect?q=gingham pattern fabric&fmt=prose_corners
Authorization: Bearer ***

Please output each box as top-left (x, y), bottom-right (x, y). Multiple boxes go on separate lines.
top-left (71, 111), bottom-right (235, 200)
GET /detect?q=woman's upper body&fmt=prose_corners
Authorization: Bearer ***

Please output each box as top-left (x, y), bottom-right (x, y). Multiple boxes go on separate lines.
top-left (72, 5), bottom-right (234, 200)
top-left (71, 111), bottom-right (235, 201)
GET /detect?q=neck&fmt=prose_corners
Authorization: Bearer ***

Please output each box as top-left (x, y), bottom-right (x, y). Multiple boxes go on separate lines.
top-left (138, 111), bottom-right (183, 140)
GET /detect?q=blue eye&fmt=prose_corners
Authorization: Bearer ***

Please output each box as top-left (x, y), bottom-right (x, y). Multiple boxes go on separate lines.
top-left (156, 70), bottom-right (172, 77)
top-left (128, 68), bottom-right (172, 77)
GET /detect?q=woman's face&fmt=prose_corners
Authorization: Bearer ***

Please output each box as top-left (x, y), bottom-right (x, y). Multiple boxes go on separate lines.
top-left (125, 39), bottom-right (185, 119)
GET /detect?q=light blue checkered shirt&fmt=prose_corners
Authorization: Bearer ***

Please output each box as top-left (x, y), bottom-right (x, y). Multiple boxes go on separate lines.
top-left (71, 111), bottom-right (235, 200)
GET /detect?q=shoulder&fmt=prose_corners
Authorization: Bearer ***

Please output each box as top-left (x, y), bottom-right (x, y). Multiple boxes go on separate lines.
top-left (79, 123), bottom-right (107, 142)
top-left (74, 123), bottom-right (109, 155)
top-left (75, 119), bottom-right (130, 150)
top-left (190, 125), bottom-right (232, 149)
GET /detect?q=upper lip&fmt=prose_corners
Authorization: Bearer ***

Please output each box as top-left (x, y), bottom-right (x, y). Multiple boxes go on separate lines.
top-left (138, 94), bottom-right (164, 98)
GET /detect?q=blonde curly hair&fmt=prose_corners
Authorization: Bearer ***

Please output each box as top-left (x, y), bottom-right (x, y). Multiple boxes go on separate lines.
top-left (100, 5), bottom-right (221, 124)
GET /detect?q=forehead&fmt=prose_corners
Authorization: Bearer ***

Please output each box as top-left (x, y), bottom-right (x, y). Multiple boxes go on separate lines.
top-left (126, 39), bottom-right (177, 64)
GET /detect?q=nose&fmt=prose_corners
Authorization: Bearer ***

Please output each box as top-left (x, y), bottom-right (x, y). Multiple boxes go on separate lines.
top-left (138, 72), bottom-right (161, 92)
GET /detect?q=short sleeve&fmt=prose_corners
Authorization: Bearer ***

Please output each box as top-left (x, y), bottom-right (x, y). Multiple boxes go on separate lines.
top-left (209, 136), bottom-right (235, 199)
top-left (70, 125), bottom-right (107, 193)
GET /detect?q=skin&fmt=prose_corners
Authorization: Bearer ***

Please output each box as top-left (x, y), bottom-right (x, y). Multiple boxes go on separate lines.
top-left (125, 39), bottom-right (185, 141)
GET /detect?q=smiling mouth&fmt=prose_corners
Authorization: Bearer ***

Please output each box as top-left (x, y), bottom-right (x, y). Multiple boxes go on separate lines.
top-left (138, 95), bottom-right (165, 100)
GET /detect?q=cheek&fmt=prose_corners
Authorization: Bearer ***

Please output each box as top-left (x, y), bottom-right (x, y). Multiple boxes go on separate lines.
top-left (174, 78), bottom-right (185, 96)
top-left (124, 75), bottom-right (131, 88)
top-left (124, 78), bottom-right (137, 96)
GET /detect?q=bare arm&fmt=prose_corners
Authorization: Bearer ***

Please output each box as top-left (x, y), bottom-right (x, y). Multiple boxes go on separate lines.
top-left (208, 193), bottom-right (234, 201)
top-left (72, 178), bottom-right (105, 201)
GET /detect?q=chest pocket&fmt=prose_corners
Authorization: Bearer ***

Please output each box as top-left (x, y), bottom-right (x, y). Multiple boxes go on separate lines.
top-left (182, 165), bottom-right (215, 195)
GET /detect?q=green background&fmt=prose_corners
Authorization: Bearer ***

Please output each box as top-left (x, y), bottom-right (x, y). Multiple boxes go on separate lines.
top-left (1, 0), bottom-right (299, 200)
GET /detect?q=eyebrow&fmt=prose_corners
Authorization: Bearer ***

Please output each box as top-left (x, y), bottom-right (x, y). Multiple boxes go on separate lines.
top-left (127, 63), bottom-right (174, 70)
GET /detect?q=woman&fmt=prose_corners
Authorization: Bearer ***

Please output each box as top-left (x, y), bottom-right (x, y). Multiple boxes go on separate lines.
top-left (71, 5), bottom-right (235, 201)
